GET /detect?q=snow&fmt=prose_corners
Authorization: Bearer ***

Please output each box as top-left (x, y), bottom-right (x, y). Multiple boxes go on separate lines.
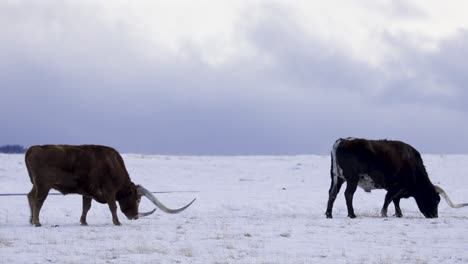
top-left (1, 153), bottom-right (468, 263)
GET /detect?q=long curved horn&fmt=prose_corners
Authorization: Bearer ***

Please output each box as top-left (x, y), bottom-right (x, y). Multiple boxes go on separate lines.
top-left (434, 185), bottom-right (468, 208)
top-left (137, 186), bottom-right (196, 214)
top-left (138, 208), bottom-right (156, 218)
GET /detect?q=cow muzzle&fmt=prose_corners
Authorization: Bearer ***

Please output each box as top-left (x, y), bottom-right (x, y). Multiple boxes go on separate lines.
top-left (423, 212), bottom-right (438, 218)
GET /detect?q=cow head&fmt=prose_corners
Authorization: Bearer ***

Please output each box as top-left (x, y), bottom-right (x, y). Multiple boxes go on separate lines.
top-left (117, 183), bottom-right (155, 220)
top-left (414, 186), bottom-right (440, 218)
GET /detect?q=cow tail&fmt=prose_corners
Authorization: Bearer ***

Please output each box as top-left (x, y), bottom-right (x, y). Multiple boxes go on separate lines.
top-left (25, 147), bottom-right (34, 184)
top-left (330, 139), bottom-right (342, 194)
top-left (330, 152), bottom-right (337, 194)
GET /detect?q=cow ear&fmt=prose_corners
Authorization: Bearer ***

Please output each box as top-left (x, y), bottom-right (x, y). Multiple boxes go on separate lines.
top-left (136, 185), bottom-right (144, 196)
top-left (133, 184), bottom-right (142, 195)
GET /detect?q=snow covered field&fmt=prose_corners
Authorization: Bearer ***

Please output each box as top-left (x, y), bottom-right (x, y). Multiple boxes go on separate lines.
top-left (1, 153), bottom-right (468, 263)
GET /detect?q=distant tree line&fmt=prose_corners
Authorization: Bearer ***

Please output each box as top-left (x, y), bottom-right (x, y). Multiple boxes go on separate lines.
top-left (0, 145), bottom-right (27, 154)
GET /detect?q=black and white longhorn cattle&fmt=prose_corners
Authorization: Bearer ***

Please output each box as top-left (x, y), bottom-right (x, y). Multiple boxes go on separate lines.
top-left (326, 138), bottom-right (468, 218)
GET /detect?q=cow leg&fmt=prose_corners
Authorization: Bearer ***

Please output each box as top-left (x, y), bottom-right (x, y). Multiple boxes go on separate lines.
top-left (393, 198), bottom-right (403, 217)
top-left (326, 177), bottom-right (345, 218)
top-left (30, 185), bottom-right (50, 227)
top-left (381, 188), bottom-right (405, 217)
top-left (344, 180), bottom-right (358, 218)
top-left (107, 198), bottom-right (121, 226)
top-left (80, 196), bottom-right (92, 226)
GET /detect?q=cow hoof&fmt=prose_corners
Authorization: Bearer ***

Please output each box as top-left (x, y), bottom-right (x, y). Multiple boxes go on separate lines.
top-left (80, 222), bottom-right (88, 226)
top-left (34, 223), bottom-right (41, 227)
top-left (348, 214), bottom-right (356, 219)
top-left (325, 212), bottom-right (333, 218)
top-left (394, 213), bottom-right (403, 218)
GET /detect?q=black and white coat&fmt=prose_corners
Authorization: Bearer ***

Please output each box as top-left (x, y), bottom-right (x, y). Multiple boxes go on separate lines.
top-left (325, 138), bottom-right (467, 218)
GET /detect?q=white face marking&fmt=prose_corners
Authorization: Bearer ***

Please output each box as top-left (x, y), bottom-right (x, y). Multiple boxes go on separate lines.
top-left (358, 174), bottom-right (376, 192)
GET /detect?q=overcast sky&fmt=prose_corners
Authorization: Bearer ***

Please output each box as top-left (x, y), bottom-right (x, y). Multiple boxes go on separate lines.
top-left (1, 1), bottom-right (468, 154)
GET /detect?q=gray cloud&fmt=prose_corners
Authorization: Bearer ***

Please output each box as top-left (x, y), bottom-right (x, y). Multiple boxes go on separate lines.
top-left (362, 0), bottom-right (428, 20)
top-left (377, 29), bottom-right (468, 110)
top-left (1, 2), bottom-right (467, 154)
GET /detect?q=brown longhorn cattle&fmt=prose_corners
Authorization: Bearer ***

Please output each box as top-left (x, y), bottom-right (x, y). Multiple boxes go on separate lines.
top-left (26, 145), bottom-right (196, 226)
top-left (326, 138), bottom-right (468, 219)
